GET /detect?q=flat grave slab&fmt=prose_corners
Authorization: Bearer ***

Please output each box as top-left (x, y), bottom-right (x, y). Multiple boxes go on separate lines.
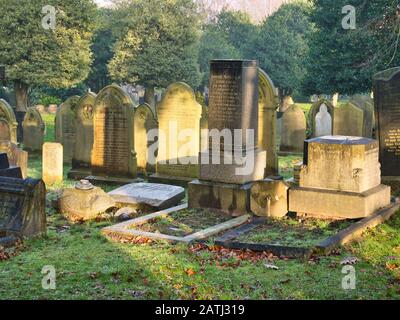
top-left (85, 175), bottom-right (143, 186)
top-left (108, 183), bottom-right (185, 210)
top-left (102, 204), bottom-right (251, 244)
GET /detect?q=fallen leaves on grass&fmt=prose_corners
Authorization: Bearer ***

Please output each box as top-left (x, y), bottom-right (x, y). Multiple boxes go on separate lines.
top-left (0, 241), bottom-right (23, 261)
top-left (340, 256), bottom-right (359, 265)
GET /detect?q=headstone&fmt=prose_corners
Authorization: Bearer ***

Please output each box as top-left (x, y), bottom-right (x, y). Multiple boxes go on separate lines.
top-left (189, 60), bottom-right (266, 216)
top-left (332, 93), bottom-right (339, 107)
top-left (0, 176), bottom-right (46, 240)
top-left (35, 105), bottom-right (46, 113)
top-left (373, 67), bottom-right (400, 180)
top-left (133, 103), bottom-right (158, 176)
top-left (90, 85), bottom-right (138, 183)
top-left (280, 104), bottom-right (306, 154)
top-left (280, 96), bottom-right (294, 113)
top-left (58, 180), bottom-right (116, 222)
top-left (289, 136), bottom-right (391, 219)
top-left (309, 100), bottom-right (334, 138)
top-left (108, 183), bottom-right (185, 210)
top-left (22, 107), bottom-right (45, 152)
top-left (250, 179), bottom-right (289, 218)
top-left (69, 93), bottom-right (95, 179)
top-left (0, 99), bottom-right (17, 144)
top-left (258, 69), bottom-right (279, 176)
top-left (333, 102), bottom-right (364, 137)
top-left (0, 142), bottom-right (28, 179)
top-left (42, 143), bottom-right (63, 186)
top-left (350, 94), bottom-right (374, 138)
top-left (0, 153), bottom-right (22, 178)
top-left (55, 96), bottom-right (79, 163)
top-left (150, 82), bottom-right (202, 184)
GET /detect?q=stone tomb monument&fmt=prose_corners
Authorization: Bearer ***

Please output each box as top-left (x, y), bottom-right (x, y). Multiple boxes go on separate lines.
top-left (373, 67), bottom-right (400, 181)
top-left (309, 100), bottom-right (334, 138)
top-left (0, 99), bottom-right (17, 144)
top-left (0, 176), bottom-right (46, 244)
top-left (289, 136), bottom-right (391, 219)
top-left (279, 104), bottom-right (306, 154)
top-left (42, 142), bottom-right (63, 186)
top-left (333, 102), bottom-right (364, 137)
top-left (69, 92), bottom-right (96, 179)
top-left (150, 82), bottom-right (202, 184)
top-left (0, 142), bottom-right (28, 179)
top-left (89, 85), bottom-right (138, 184)
top-left (22, 107), bottom-right (45, 152)
top-left (55, 96), bottom-right (79, 164)
top-left (134, 103), bottom-right (158, 176)
top-left (189, 60), bottom-right (266, 216)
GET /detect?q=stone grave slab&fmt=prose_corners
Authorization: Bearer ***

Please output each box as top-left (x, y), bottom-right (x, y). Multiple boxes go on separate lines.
top-left (42, 143), bottom-right (63, 186)
top-left (108, 183), bottom-right (185, 210)
top-left (0, 142), bottom-right (28, 179)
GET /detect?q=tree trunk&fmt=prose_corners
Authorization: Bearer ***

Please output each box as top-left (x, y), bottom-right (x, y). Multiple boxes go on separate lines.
top-left (14, 80), bottom-right (29, 112)
top-left (144, 86), bottom-right (155, 108)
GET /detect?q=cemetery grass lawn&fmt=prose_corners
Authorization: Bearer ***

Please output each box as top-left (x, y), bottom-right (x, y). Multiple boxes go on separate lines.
top-left (1, 115), bottom-right (400, 300)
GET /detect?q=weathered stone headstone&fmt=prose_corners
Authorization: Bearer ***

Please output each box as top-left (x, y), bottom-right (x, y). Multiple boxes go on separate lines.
top-left (47, 104), bottom-right (58, 114)
top-left (108, 183), bottom-right (185, 210)
top-left (189, 60), bottom-right (266, 215)
top-left (258, 69), bottom-right (279, 176)
top-left (350, 94), bottom-right (374, 138)
top-left (133, 103), bottom-right (158, 176)
top-left (0, 99), bottom-right (17, 144)
top-left (0, 176), bottom-right (46, 241)
top-left (250, 179), bottom-right (289, 218)
top-left (373, 67), bottom-right (400, 180)
top-left (58, 180), bottom-right (116, 222)
top-left (55, 96), bottom-right (79, 163)
top-left (333, 102), bottom-right (364, 137)
top-left (0, 153), bottom-right (22, 178)
top-left (289, 136), bottom-right (391, 219)
top-left (280, 104), bottom-right (306, 154)
top-left (0, 142), bottom-right (28, 179)
top-left (35, 105), bottom-right (46, 113)
top-left (42, 143), bottom-right (63, 186)
top-left (90, 85), bottom-right (138, 183)
top-left (309, 100), bottom-right (334, 138)
top-left (69, 93), bottom-right (95, 179)
top-left (150, 82), bottom-right (202, 184)
top-left (22, 108), bottom-right (45, 152)
top-left (280, 96), bottom-right (294, 113)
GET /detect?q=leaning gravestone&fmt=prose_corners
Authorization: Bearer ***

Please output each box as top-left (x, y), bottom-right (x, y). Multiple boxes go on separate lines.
top-left (55, 96), bottom-right (79, 163)
top-left (69, 93), bottom-right (96, 179)
top-left (0, 99), bottom-right (18, 144)
top-left (280, 104), bottom-right (306, 154)
top-left (90, 85), bottom-right (138, 184)
top-left (42, 143), bottom-right (63, 186)
top-left (373, 67), bottom-right (400, 181)
top-left (333, 102), bottom-right (364, 137)
top-left (22, 107), bottom-right (45, 152)
top-left (189, 60), bottom-right (266, 215)
top-left (350, 94), bottom-right (374, 138)
top-left (133, 103), bottom-right (158, 176)
top-left (309, 100), bottom-right (334, 138)
top-left (0, 142), bottom-right (28, 179)
top-left (108, 183), bottom-right (185, 210)
top-left (0, 176), bottom-right (46, 243)
top-left (150, 82), bottom-right (202, 184)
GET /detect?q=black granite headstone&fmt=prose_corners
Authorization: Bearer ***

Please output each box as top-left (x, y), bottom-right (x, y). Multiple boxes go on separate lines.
top-left (0, 152), bottom-right (22, 179)
top-left (373, 67), bottom-right (400, 178)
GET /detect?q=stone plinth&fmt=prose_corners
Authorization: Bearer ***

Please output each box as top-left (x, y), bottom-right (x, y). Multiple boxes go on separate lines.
top-left (289, 136), bottom-right (391, 219)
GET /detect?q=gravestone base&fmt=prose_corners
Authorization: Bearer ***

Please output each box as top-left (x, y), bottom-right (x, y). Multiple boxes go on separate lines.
top-left (188, 179), bottom-right (253, 216)
top-left (85, 175), bottom-right (143, 186)
top-left (68, 168), bottom-right (92, 180)
top-left (149, 173), bottom-right (196, 187)
top-left (289, 185), bottom-right (391, 220)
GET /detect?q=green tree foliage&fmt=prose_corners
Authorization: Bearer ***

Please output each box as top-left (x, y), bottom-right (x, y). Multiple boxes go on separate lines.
top-left (108, 0), bottom-right (201, 93)
top-left (0, 0), bottom-right (96, 111)
top-left (198, 10), bottom-right (257, 87)
top-left (304, 0), bottom-right (400, 95)
top-left (251, 1), bottom-right (314, 98)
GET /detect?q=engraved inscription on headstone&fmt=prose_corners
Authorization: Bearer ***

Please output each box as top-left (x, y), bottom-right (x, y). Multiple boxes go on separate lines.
top-left (42, 143), bottom-right (63, 186)
top-left (373, 67), bottom-right (400, 178)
